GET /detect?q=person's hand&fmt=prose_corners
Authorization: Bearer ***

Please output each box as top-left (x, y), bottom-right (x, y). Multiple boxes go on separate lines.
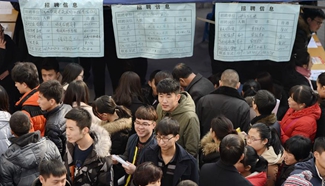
top-left (122, 161), bottom-right (136, 175)
top-left (0, 70), bottom-right (9, 80)
top-left (111, 154), bottom-right (119, 165)
top-left (0, 38), bottom-right (6, 49)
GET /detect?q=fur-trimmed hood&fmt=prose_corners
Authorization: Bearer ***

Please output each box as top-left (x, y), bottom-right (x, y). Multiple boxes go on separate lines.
top-left (251, 114), bottom-right (277, 126)
top-left (200, 132), bottom-right (219, 155)
top-left (90, 122), bottom-right (112, 157)
top-left (100, 117), bottom-right (132, 135)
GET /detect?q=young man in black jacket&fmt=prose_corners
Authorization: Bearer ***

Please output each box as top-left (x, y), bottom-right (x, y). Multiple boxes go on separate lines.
top-left (139, 117), bottom-right (199, 186)
top-left (113, 105), bottom-right (157, 186)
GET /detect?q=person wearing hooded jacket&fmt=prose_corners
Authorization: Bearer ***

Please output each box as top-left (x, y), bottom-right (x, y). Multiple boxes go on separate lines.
top-left (0, 85), bottom-right (11, 156)
top-left (0, 111), bottom-right (61, 186)
top-left (156, 78), bottom-right (200, 157)
top-left (64, 108), bottom-right (113, 186)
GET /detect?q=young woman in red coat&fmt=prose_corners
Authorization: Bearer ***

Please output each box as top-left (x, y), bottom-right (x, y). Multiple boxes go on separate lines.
top-left (280, 85), bottom-right (321, 144)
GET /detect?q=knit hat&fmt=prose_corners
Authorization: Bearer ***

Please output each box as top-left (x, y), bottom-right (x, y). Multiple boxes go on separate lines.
top-left (284, 170), bottom-right (313, 186)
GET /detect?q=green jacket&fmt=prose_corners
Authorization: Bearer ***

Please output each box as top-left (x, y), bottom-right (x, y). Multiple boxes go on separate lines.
top-left (157, 91), bottom-right (200, 157)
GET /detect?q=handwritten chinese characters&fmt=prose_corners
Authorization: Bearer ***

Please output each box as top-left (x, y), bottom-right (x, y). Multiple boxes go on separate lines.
top-left (214, 3), bottom-right (300, 62)
top-left (19, 0), bottom-right (104, 57)
top-left (112, 3), bottom-right (195, 59)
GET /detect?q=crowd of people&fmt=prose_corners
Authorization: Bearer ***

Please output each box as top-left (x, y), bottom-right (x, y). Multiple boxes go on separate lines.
top-left (0, 3), bottom-right (325, 186)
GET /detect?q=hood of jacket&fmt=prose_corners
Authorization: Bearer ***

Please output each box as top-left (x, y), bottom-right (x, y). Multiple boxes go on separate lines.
top-left (15, 87), bottom-right (40, 107)
top-left (261, 146), bottom-right (283, 165)
top-left (4, 131), bottom-right (47, 169)
top-left (66, 123), bottom-right (112, 165)
top-left (201, 131), bottom-right (220, 155)
top-left (164, 91), bottom-right (196, 117)
top-left (0, 111), bottom-right (10, 129)
top-left (90, 123), bottom-right (112, 157)
top-left (285, 103), bottom-right (321, 120)
top-left (100, 117), bottom-right (132, 135)
top-left (251, 113), bottom-right (277, 126)
top-left (210, 86), bottom-right (245, 101)
top-left (246, 171), bottom-right (267, 186)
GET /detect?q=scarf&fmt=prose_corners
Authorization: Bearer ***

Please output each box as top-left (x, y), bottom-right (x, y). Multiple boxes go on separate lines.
top-left (295, 66), bottom-right (311, 78)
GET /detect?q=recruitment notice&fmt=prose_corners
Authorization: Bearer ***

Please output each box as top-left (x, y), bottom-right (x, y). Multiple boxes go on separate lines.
top-left (20, 0), bottom-right (104, 57)
top-left (214, 3), bottom-right (300, 62)
top-left (112, 3), bottom-right (195, 59)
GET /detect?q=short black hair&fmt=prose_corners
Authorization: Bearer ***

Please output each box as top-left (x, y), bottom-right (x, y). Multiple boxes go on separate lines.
top-left (10, 111), bottom-right (31, 136)
top-left (242, 79), bottom-right (260, 98)
top-left (40, 58), bottom-right (60, 72)
top-left (149, 69), bottom-right (161, 81)
top-left (254, 90), bottom-right (276, 115)
top-left (11, 62), bottom-right (39, 89)
top-left (219, 134), bottom-right (245, 165)
top-left (208, 73), bottom-right (221, 87)
top-left (241, 146), bottom-right (268, 173)
top-left (65, 108), bottom-right (91, 131)
top-left (314, 137), bottom-right (325, 154)
top-left (155, 117), bottom-right (180, 136)
top-left (284, 135), bottom-right (311, 162)
top-left (39, 158), bottom-right (66, 180)
top-left (156, 78), bottom-right (181, 94)
top-left (172, 63), bottom-right (193, 80)
top-left (39, 80), bottom-right (63, 104)
top-left (302, 8), bottom-right (325, 21)
top-left (133, 162), bottom-right (162, 186)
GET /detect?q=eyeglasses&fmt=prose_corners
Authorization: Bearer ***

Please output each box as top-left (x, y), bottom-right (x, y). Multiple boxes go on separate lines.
top-left (245, 135), bottom-right (261, 142)
top-left (155, 135), bottom-right (175, 143)
top-left (313, 19), bottom-right (324, 26)
top-left (134, 121), bottom-right (153, 127)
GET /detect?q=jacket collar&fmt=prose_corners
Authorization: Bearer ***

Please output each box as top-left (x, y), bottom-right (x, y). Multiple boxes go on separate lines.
top-left (251, 113), bottom-right (277, 126)
top-left (217, 160), bottom-right (239, 172)
top-left (185, 73), bottom-right (202, 91)
top-left (201, 131), bottom-right (219, 155)
top-left (43, 104), bottom-right (62, 118)
top-left (9, 131), bottom-right (41, 147)
top-left (211, 86), bottom-right (244, 101)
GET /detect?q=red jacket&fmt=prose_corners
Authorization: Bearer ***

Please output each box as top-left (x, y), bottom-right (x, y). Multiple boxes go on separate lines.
top-left (280, 103), bottom-right (321, 143)
top-left (246, 172), bottom-right (267, 186)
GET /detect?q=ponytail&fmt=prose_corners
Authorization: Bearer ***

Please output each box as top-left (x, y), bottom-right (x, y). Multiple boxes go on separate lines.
top-left (243, 146), bottom-right (268, 173)
top-left (116, 105), bottom-right (132, 118)
top-left (254, 156), bottom-right (268, 173)
top-left (269, 127), bottom-right (283, 155)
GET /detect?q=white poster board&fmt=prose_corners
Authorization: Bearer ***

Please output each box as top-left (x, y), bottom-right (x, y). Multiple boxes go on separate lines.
top-left (112, 3), bottom-right (195, 59)
top-left (19, 0), bottom-right (104, 57)
top-left (214, 3), bottom-right (300, 62)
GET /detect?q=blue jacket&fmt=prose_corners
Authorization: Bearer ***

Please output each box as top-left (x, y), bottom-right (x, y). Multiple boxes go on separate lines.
top-left (139, 143), bottom-right (199, 186)
top-left (289, 157), bottom-right (323, 185)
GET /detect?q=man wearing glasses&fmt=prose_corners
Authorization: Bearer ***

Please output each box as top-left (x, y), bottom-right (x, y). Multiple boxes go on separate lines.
top-left (291, 8), bottom-right (325, 61)
top-left (113, 105), bottom-right (158, 186)
top-left (139, 117), bottom-right (199, 186)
